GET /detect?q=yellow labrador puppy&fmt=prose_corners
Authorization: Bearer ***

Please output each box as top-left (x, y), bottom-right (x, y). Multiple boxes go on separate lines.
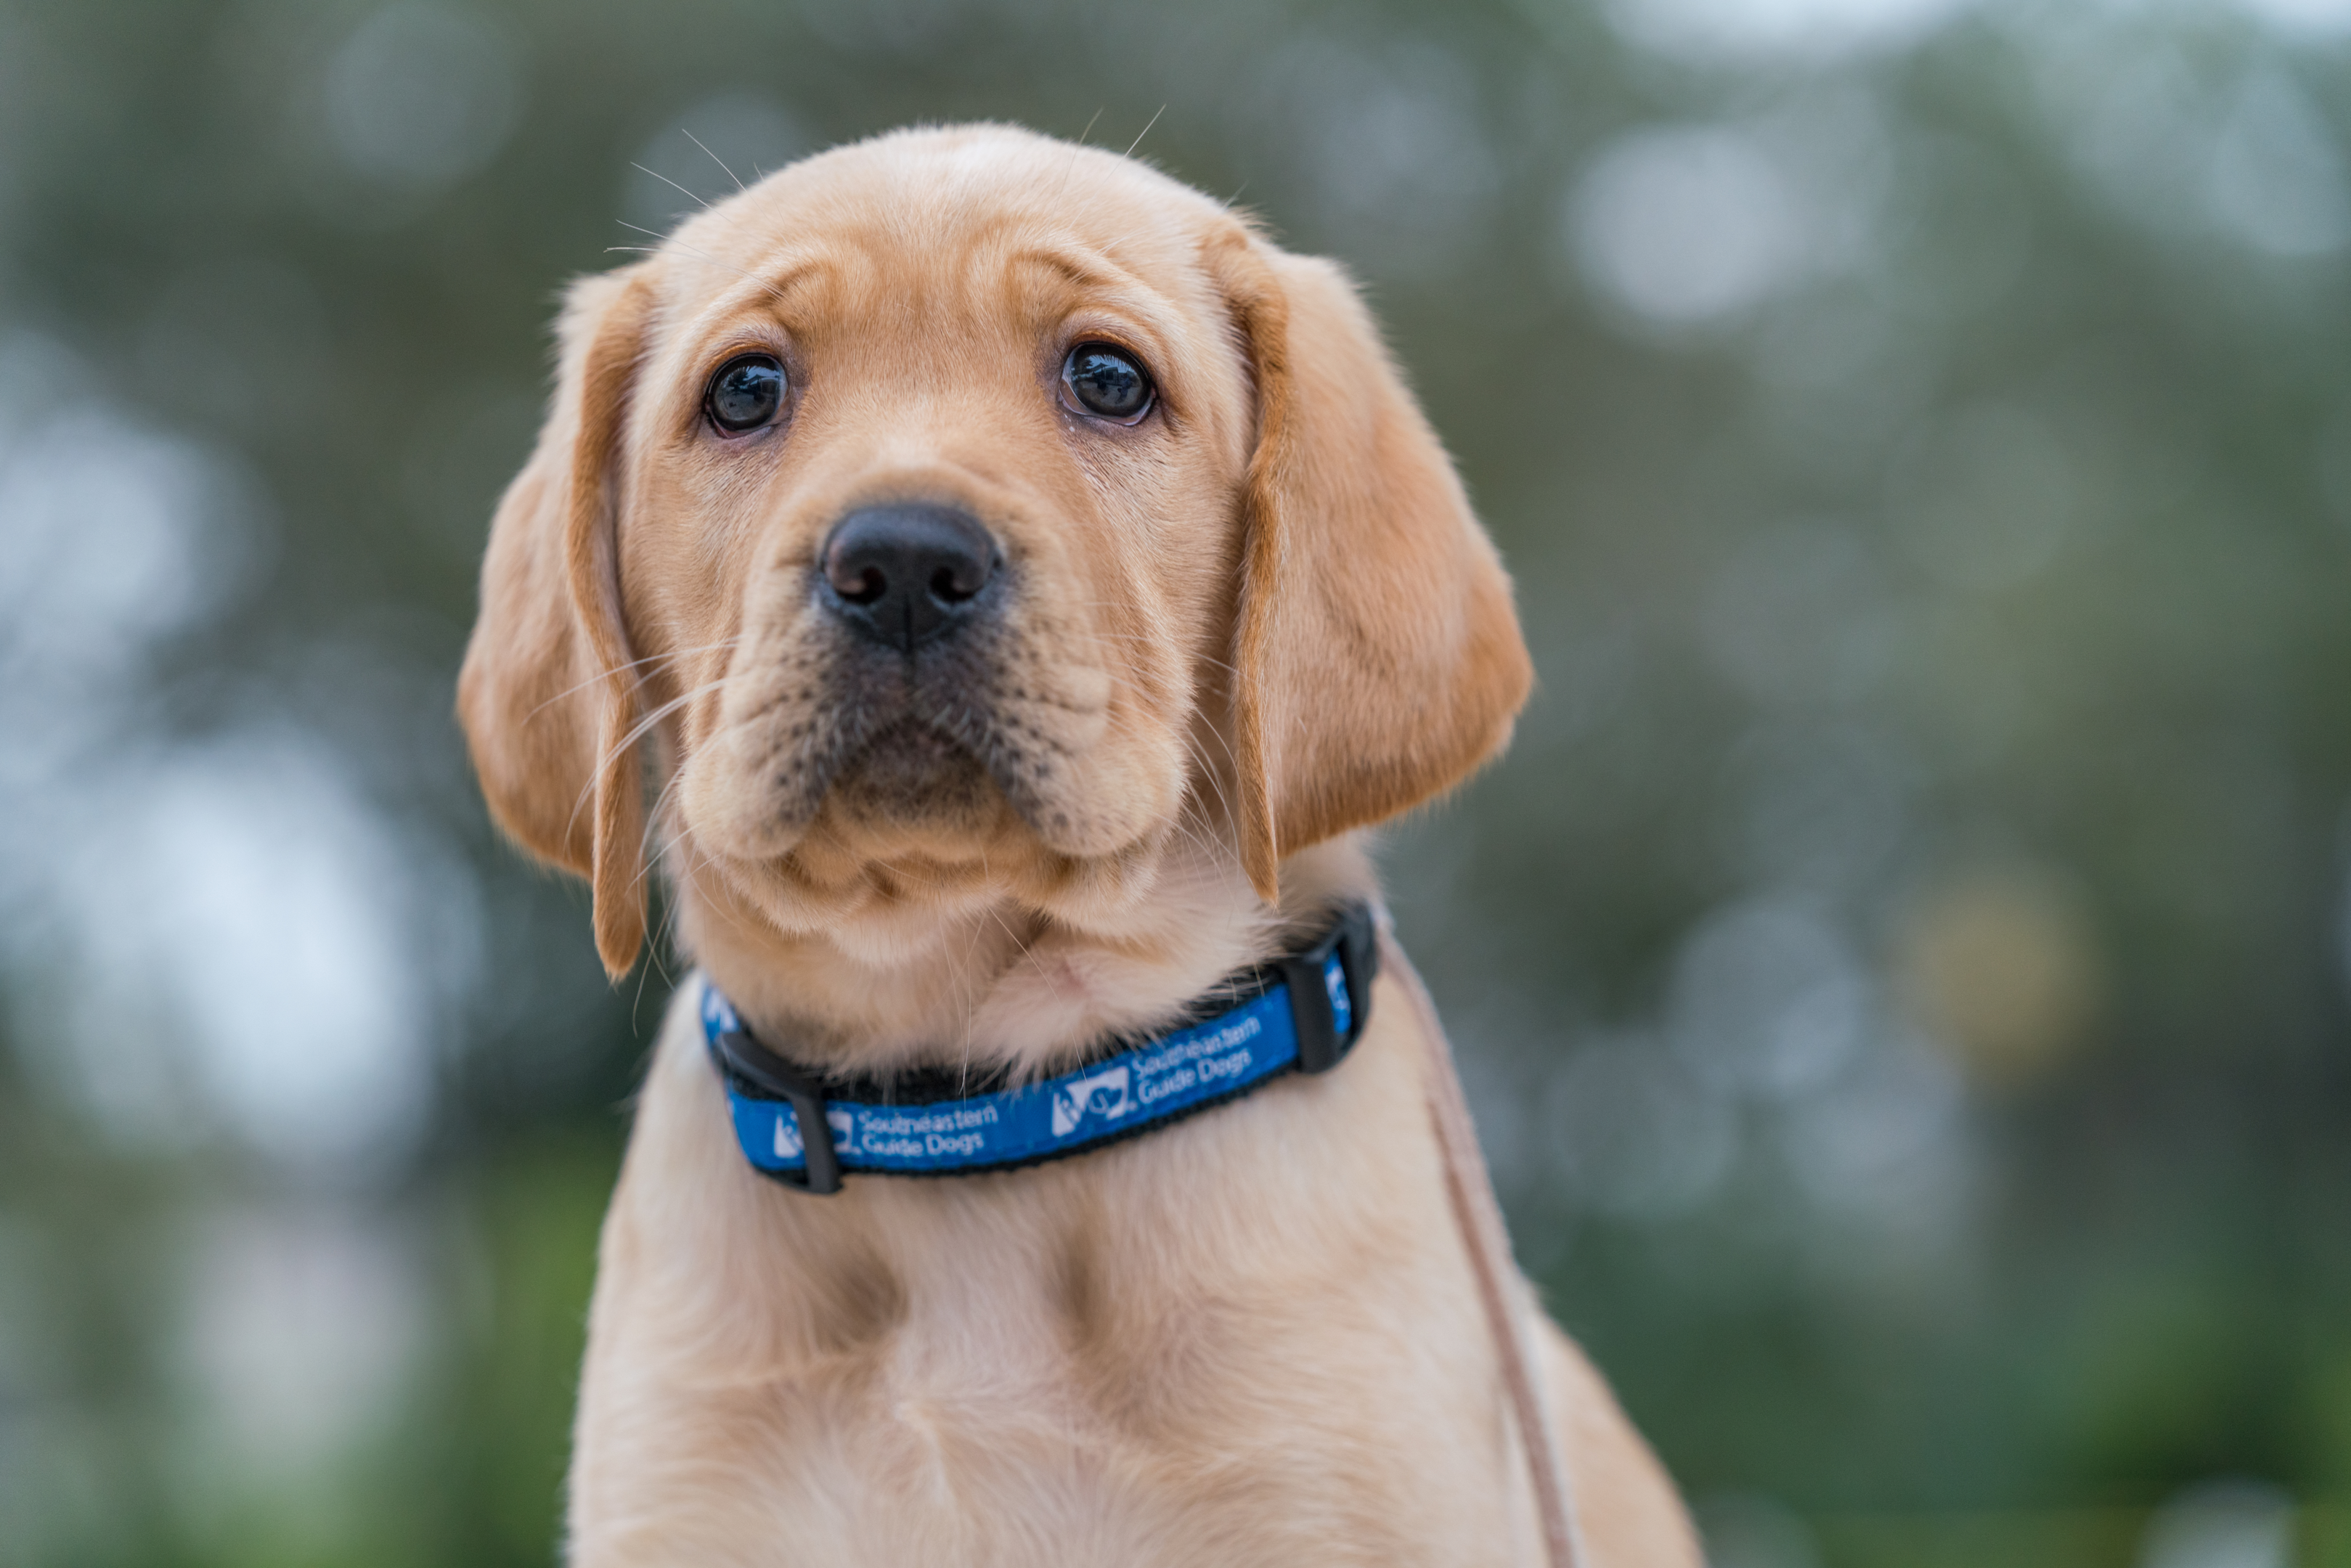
top-left (460, 123), bottom-right (1699, 1567)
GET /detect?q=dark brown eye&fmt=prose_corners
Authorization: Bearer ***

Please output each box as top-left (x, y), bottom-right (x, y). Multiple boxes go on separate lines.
top-left (706, 354), bottom-right (785, 432)
top-left (1062, 343), bottom-right (1153, 422)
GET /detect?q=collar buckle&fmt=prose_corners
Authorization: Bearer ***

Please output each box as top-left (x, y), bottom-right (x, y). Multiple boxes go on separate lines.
top-left (1279, 902), bottom-right (1380, 1074)
top-left (712, 1028), bottom-right (843, 1194)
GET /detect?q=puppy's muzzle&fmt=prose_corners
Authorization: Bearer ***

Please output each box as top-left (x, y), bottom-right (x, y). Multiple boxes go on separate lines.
top-left (819, 503), bottom-right (1002, 653)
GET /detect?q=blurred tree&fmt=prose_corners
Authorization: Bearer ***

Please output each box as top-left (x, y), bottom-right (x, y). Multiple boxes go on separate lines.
top-left (2, 1), bottom-right (2349, 1564)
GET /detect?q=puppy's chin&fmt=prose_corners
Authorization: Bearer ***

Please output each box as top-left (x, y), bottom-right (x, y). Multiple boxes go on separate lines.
top-left (810, 726), bottom-right (1176, 894)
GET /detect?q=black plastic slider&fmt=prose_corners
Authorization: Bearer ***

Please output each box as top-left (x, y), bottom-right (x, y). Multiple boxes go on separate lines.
top-left (1280, 902), bottom-right (1381, 1074)
top-left (712, 1028), bottom-right (843, 1194)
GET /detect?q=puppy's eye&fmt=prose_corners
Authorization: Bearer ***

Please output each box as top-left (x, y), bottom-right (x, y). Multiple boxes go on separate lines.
top-left (706, 354), bottom-right (786, 433)
top-left (1062, 343), bottom-right (1154, 422)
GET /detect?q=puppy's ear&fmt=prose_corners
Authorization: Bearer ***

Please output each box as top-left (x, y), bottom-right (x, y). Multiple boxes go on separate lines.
top-left (457, 267), bottom-right (656, 979)
top-left (1211, 231), bottom-right (1533, 902)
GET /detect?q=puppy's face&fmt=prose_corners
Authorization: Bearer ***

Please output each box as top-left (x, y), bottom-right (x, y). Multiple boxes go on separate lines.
top-left (636, 140), bottom-right (1250, 930)
top-left (460, 126), bottom-right (1530, 978)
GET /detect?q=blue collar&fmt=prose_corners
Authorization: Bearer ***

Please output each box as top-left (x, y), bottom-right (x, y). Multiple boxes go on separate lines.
top-left (699, 904), bottom-right (1379, 1193)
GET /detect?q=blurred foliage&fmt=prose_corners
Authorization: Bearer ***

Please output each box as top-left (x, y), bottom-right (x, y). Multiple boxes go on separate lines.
top-left (4, 0), bottom-right (2351, 1564)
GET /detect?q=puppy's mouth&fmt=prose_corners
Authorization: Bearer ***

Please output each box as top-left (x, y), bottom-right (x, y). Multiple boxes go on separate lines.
top-left (742, 642), bottom-right (1065, 854)
top-left (685, 608), bottom-right (1137, 868)
top-left (828, 716), bottom-right (998, 832)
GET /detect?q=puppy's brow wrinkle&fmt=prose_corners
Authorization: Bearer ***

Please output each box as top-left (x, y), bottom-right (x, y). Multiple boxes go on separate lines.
top-left (1008, 248), bottom-right (1135, 294)
top-left (610, 222), bottom-right (805, 312)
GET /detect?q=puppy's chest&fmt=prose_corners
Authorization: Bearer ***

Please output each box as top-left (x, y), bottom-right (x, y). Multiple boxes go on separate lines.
top-left (590, 1241), bottom-right (1512, 1566)
top-left (573, 1013), bottom-right (1525, 1564)
top-left (719, 1286), bottom-right (1498, 1568)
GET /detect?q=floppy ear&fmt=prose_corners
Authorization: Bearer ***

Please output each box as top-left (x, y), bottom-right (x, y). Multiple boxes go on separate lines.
top-left (456, 266), bottom-right (655, 979)
top-left (1212, 231), bottom-right (1533, 902)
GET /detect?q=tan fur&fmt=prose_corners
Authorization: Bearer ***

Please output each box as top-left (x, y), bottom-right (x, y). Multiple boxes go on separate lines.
top-left (458, 123), bottom-right (1700, 1565)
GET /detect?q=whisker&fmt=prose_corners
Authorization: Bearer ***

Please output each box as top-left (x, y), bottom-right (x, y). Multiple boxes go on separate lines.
top-left (529, 635), bottom-right (749, 719)
top-left (568, 675), bottom-right (734, 836)
top-left (985, 902), bottom-right (1076, 1074)
top-left (605, 677), bottom-right (733, 770)
top-left (1067, 626), bottom-right (1244, 680)
top-left (611, 224), bottom-right (793, 308)
top-left (1158, 795), bottom-right (1229, 871)
top-left (1190, 704), bottom-right (1244, 774)
top-left (1054, 108), bottom-right (1105, 204)
top-left (631, 162), bottom-right (711, 212)
top-left (683, 128), bottom-right (746, 192)
top-left (1178, 725), bottom-right (1239, 836)
top-left (1123, 104), bottom-right (1167, 160)
top-left (954, 891), bottom-right (990, 1094)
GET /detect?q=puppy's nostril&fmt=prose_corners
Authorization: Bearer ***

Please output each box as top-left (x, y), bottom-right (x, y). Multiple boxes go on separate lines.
top-left (835, 565), bottom-right (888, 605)
top-left (931, 564), bottom-right (983, 604)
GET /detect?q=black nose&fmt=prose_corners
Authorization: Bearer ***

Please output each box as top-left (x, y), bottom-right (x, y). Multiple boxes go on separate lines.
top-left (818, 504), bottom-right (1001, 652)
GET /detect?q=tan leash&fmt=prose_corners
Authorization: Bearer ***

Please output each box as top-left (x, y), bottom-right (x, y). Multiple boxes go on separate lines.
top-left (1382, 930), bottom-right (1586, 1568)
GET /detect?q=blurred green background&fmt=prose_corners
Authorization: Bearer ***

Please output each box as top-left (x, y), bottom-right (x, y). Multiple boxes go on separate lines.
top-left (4, 0), bottom-right (2350, 1564)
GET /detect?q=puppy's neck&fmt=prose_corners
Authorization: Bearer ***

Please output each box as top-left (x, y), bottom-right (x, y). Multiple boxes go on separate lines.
top-left (670, 835), bottom-right (1377, 1082)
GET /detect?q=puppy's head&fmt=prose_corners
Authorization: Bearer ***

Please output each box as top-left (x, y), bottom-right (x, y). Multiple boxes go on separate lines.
top-left (458, 126), bottom-right (1531, 979)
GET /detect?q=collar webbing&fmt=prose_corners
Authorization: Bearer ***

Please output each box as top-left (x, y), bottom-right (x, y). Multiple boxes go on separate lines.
top-left (699, 903), bottom-right (1379, 1193)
